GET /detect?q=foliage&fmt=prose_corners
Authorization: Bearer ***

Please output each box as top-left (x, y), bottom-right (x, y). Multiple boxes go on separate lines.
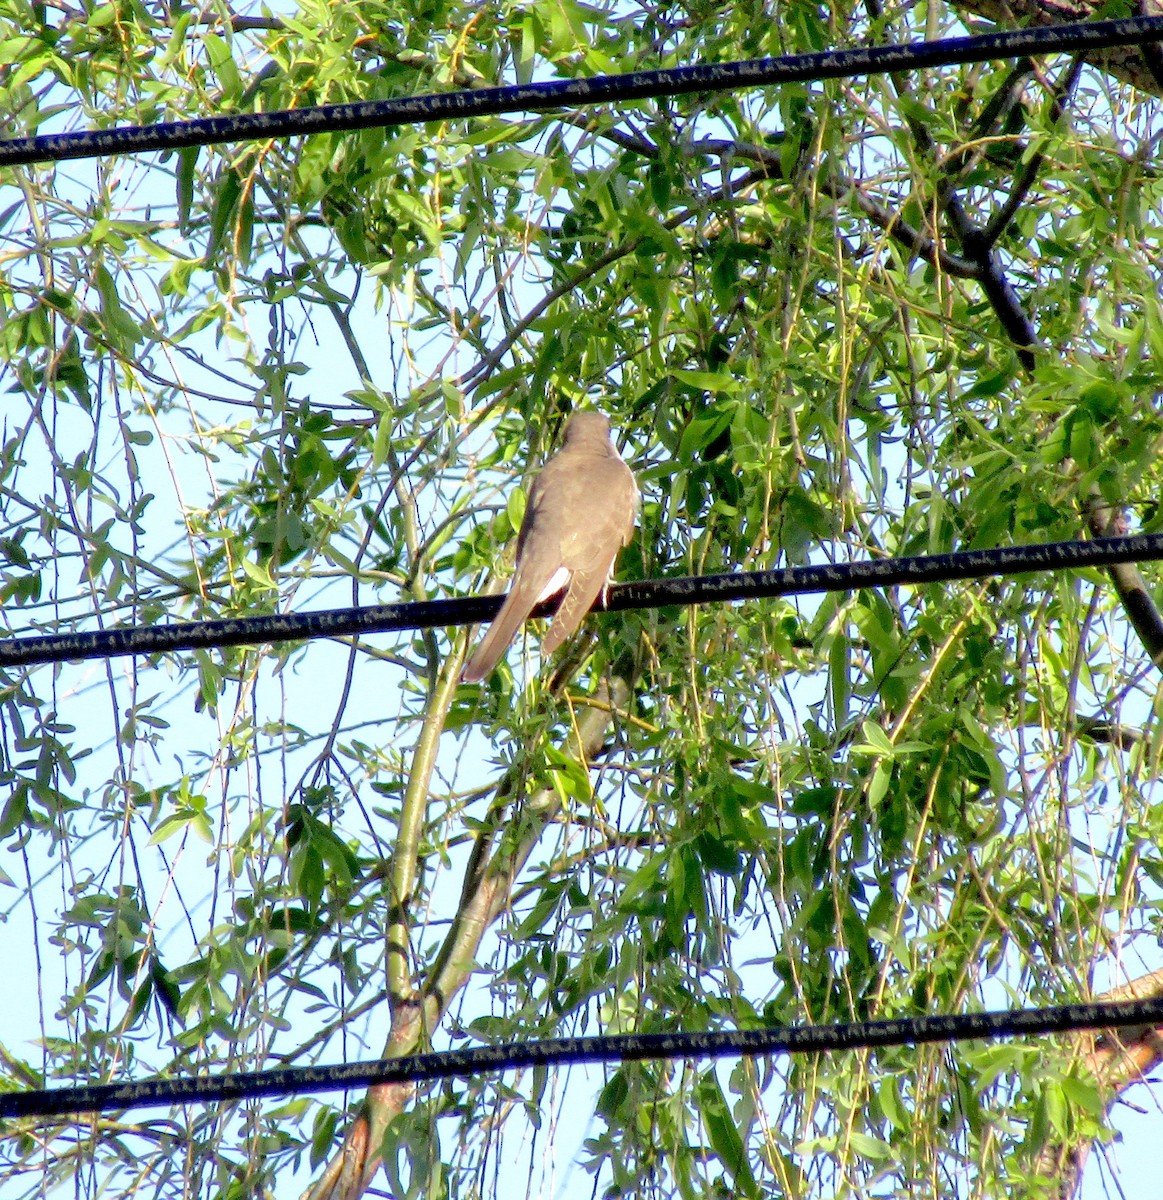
top-left (0, 0), bottom-right (1161, 1197)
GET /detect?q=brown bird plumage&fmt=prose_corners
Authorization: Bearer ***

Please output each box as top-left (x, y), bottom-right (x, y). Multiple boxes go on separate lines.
top-left (461, 411), bottom-right (638, 683)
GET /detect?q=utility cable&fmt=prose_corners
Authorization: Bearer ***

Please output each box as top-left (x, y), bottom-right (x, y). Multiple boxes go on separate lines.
top-left (1, 16), bottom-right (1162, 166)
top-left (0, 532), bottom-right (1160, 669)
top-left (4, 994), bottom-right (1161, 1120)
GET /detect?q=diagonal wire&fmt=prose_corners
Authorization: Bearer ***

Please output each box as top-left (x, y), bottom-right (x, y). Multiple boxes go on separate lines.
top-left (4, 994), bottom-right (1162, 1120)
top-left (1, 532), bottom-right (1161, 668)
top-left (1, 17), bottom-right (1162, 166)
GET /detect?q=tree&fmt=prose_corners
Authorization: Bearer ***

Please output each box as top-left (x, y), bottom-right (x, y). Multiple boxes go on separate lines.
top-left (1, 1), bottom-right (1162, 1197)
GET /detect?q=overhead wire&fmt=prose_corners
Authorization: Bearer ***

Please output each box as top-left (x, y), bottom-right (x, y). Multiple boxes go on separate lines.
top-left (1, 532), bottom-right (1161, 668)
top-left (4, 994), bottom-right (1162, 1120)
top-left (1, 15), bottom-right (1162, 166)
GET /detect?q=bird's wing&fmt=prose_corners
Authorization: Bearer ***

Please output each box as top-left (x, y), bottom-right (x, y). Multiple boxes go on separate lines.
top-left (540, 560), bottom-right (613, 656)
top-left (541, 455), bottom-right (637, 655)
top-left (460, 484), bottom-right (566, 683)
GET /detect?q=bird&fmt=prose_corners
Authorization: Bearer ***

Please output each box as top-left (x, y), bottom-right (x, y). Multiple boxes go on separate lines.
top-left (461, 410), bottom-right (638, 683)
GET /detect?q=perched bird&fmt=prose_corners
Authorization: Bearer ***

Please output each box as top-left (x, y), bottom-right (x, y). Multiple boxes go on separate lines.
top-left (461, 410), bottom-right (638, 683)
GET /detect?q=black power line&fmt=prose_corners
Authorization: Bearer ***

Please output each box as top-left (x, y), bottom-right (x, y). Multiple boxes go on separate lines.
top-left (1, 532), bottom-right (1160, 669)
top-left (2, 16), bottom-right (1162, 166)
top-left (4, 994), bottom-right (1161, 1120)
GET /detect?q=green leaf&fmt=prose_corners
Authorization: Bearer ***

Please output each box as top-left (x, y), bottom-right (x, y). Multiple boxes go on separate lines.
top-left (672, 370), bottom-right (740, 393)
top-left (696, 1072), bottom-right (758, 1197)
top-left (505, 486), bottom-right (527, 537)
top-left (241, 557), bottom-right (277, 590)
top-left (596, 1070), bottom-right (629, 1120)
top-left (176, 147), bottom-right (197, 230)
top-left (206, 166), bottom-right (243, 262)
top-left (695, 831), bottom-right (741, 875)
top-left (857, 721), bottom-right (895, 757)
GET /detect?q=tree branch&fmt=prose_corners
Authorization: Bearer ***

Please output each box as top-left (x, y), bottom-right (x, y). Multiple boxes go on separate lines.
top-left (304, 673), bottom-right (633, 1200)
top-left (1036, 970), bottom-right (1163, 1199)
top-left (957, 0), bottom-right (1163, 97)
top-left (1083, 491), bottom-right (1163, 669)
